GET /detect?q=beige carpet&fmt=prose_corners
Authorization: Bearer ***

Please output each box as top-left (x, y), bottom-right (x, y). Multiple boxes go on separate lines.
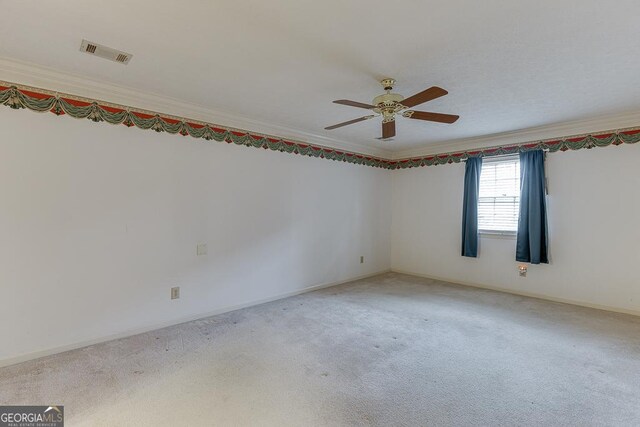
top-left (2, 273), bottom-right (640, 426)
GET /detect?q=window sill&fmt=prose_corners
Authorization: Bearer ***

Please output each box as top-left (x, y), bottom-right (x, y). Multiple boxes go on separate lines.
top-left (479, 230), bottom-right (517, 239)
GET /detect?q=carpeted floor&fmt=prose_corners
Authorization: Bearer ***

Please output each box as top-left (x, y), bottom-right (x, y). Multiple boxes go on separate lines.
top-left (2, 273), bottom-right (640, 426)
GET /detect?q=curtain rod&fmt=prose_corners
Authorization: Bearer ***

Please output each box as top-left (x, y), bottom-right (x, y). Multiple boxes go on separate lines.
top-left (462, 149), bottom-right (549, 162)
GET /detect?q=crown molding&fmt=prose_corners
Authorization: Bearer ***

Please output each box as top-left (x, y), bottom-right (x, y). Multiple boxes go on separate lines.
top-left (391, 110), bottom-right (640, 160)
top-left (0, 57), bottom-right (392, 159)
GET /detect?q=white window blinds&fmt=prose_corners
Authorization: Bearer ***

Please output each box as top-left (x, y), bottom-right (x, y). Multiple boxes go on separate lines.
top-left (478, 156), bottom-right (520, 232)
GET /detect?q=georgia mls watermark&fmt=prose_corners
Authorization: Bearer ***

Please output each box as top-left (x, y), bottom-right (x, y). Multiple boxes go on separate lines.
top-left (0, 406), bottom-right (63, 427)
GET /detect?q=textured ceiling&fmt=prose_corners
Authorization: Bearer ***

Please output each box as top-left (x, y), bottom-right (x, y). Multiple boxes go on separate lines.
top-left (1, 0), bottom-right (640, 153)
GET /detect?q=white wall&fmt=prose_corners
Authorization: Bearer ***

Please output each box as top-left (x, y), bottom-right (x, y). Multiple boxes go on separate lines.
top-left (4, 104), bottom-right (640, 366)
top-left (392, 144), bottom-right (640, 314)
top-left (0, 109), bottom-right (392, 364)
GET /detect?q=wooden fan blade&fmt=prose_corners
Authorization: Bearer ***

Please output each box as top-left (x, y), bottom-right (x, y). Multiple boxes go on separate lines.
top-left (382, 120), bottom-right (396, 139)
top-left (406, 111), bottom-right (459, 124)
top-left (400, 86), bottom-right (448, 108)
top-left (333, 99), bottom-right (376, 109)
top-left (325, 115), bottom-right (374, 130)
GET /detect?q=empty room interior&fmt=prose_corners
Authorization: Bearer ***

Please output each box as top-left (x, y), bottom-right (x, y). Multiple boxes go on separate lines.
top-left (2, 1), bottom-right (640, 426)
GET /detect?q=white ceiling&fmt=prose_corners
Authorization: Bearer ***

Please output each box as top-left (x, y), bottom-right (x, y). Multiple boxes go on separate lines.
top-left (2, 0), bottom-right (640, 155)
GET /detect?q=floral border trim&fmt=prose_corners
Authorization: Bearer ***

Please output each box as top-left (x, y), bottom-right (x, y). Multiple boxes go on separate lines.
top-left (389, 127), bottom-right (640, 169)
top-left (1, 81), bottom-right (639, 170)
top-left (0, 82), bottom-right (392, 169)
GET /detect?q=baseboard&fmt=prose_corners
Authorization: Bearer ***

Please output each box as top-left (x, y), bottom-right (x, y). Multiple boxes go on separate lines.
top-left (0, 269), bottom-right (391, 368)
top-left (390, 269), bottom-right (640, 318)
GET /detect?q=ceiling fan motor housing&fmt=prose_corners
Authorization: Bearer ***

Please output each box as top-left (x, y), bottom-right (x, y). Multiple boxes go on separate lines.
top-left (373, 92), bottom-right (406, 122)
top-left (372, 92), bottom-right (404, 106)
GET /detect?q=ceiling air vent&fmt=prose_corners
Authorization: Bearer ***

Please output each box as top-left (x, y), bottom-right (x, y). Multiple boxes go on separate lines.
top-left (80, 39), bottom-right (132, 64)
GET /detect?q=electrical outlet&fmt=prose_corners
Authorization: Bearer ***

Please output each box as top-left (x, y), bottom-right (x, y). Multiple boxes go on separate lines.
top-left (171, 286), bottom-right (180, 300)
top-left (197, 243), bottom-right (207, 256)
top-left (360, 256), bottom-right (364, 264)
top-left (518, 265), bottom-right (527, 277)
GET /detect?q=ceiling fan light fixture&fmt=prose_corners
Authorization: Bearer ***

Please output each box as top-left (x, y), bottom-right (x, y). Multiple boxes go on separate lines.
top-left (381, 112), bottom-right (395, 123)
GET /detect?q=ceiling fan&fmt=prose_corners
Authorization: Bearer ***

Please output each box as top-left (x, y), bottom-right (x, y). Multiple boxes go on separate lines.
top-left (325, 78), bottom-right (459, 140)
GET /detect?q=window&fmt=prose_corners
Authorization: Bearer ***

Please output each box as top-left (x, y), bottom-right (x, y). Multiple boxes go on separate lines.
top-left (478, 155), bottom-right (520, 233)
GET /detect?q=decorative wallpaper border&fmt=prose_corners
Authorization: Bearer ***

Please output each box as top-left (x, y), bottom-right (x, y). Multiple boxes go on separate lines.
top-left (388, 127), bottom-right (640, 169)
top-left (1, 81), bottom-right (639, 170)
top-left (0, 82), bottom-right (392, 169)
